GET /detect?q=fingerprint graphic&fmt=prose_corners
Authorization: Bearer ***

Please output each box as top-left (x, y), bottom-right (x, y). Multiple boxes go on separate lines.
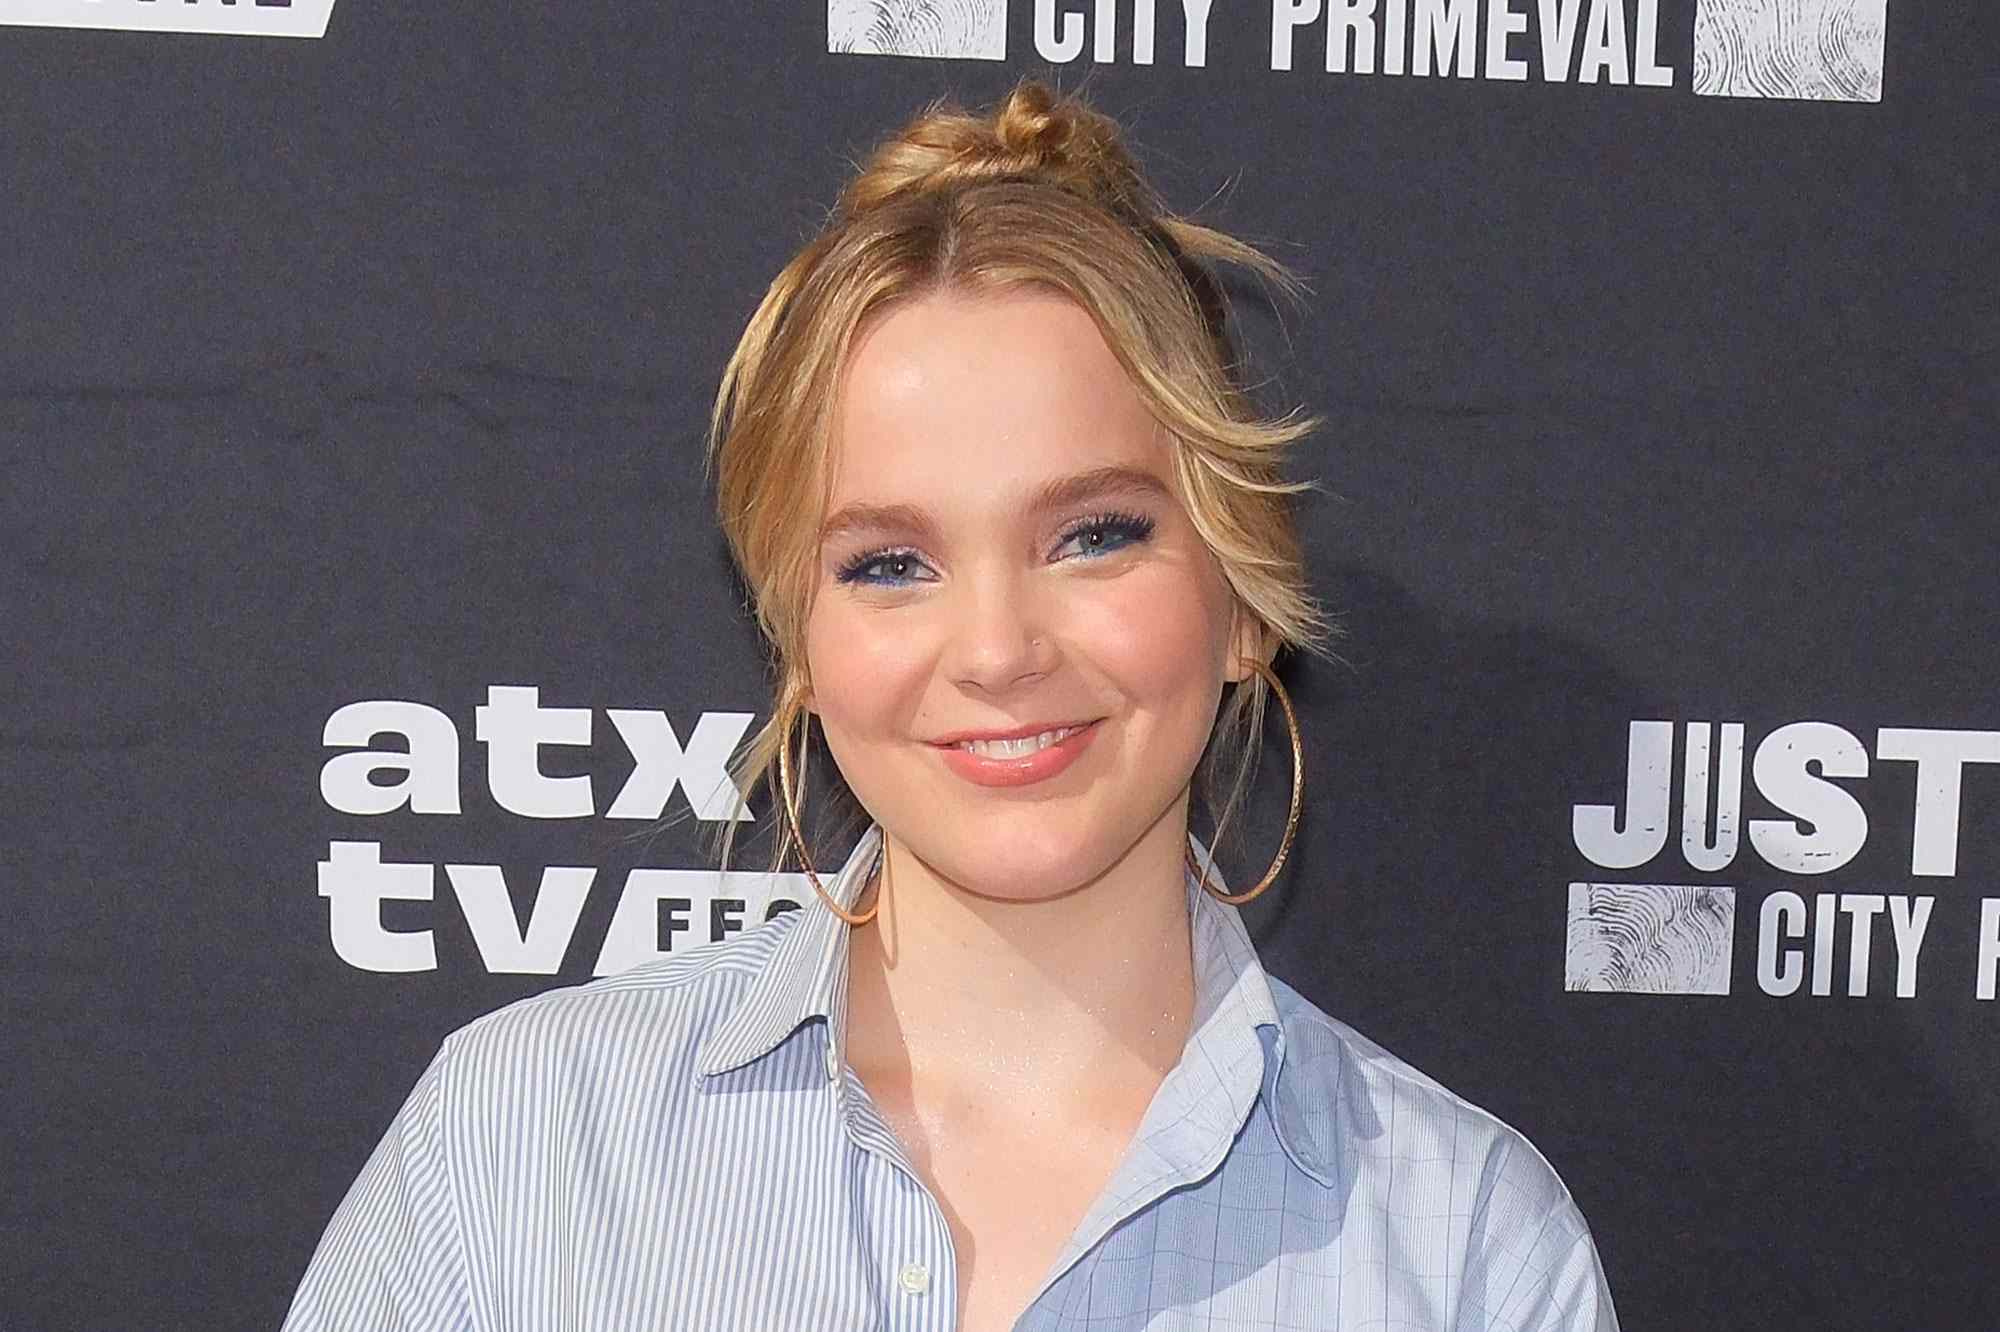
top-left (828, 0), bottom-right (1008, 60)
top-left (1693, 0), bottom-right (1887, 101)
top-left (1566, 883), bottom-right (1737, 996)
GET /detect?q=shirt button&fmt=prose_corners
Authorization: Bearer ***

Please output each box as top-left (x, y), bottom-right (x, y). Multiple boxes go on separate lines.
top-left (897, 1262), bottom-right (931, 1295)
top-left (823, 1044), bottom-right (840, 1082)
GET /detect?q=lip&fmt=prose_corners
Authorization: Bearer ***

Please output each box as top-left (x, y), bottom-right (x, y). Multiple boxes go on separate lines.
top-left (933, 718), bottom-right (1103, 789)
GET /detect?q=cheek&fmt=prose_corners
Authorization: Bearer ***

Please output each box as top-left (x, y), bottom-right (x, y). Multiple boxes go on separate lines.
top-left (1081, 565), bottom-right (1231, 708)
top-left (804, 599), bottom-right (930, 740)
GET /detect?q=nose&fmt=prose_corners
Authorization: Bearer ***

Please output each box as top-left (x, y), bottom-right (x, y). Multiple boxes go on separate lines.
top-left (944, 562), bottom-right (1057, 694)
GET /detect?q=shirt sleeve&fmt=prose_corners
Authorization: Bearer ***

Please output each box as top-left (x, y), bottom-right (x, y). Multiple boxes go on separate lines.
top-left (1484, 1222), bottom-right (1620, 1332)
top-left (281, 1040), bottom-right (477, 1332)
top-left (1454, 1137), bottom-right (1622, 1332)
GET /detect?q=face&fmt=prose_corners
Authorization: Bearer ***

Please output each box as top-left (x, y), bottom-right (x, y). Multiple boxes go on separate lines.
top-left (803, 286), bottom-right (1262, 902)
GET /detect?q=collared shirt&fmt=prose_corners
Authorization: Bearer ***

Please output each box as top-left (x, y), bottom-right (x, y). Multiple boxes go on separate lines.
top-left (283, 825), bottom-right (1619, 1331)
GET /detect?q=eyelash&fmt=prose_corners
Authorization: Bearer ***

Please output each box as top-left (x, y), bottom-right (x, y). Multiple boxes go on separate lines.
top-left (833, 510), bottom-right (1158, 587)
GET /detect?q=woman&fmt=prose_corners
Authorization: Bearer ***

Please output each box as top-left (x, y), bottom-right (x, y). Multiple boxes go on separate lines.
top-left (283, 81), bottom-right (1619, 1331)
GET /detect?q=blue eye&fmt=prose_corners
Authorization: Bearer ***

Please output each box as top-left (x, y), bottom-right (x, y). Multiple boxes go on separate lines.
top-left (1055, 511), bottom-right (1156, 560)
top-left (834, 547), bottom-right (934, 587)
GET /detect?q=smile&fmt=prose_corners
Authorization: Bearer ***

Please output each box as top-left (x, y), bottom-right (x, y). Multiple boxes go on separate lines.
top-left (934, 719), bottom-right (1103, 788)
top-left (956, 723), bottom-right (1088, 757)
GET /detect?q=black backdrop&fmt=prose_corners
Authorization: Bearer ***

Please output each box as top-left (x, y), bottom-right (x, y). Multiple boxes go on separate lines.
top-left (5, 2), bottom-right (1996, 1328)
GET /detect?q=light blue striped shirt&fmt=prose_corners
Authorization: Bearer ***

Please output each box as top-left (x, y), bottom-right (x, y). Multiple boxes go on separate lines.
top-left (284, 824), bottom-right (1619, 1330)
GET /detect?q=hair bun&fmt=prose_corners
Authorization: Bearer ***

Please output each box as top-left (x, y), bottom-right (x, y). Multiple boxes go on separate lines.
top-left (990, 81), bottom-right (1096, 167)
top-left (839, 80), bottom-right (1152, 221)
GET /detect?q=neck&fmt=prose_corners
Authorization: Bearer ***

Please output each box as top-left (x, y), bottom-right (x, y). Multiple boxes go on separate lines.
top-left (843, 802), bottom-right (1200, 1106)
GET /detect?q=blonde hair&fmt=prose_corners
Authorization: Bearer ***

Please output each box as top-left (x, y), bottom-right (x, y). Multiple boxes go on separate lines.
top-left (704, 79), bottom-right (1334, 882)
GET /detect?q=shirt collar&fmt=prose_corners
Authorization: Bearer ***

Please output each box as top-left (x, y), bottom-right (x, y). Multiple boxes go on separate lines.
top-left (693, 822), bottom-right (1338, 1187)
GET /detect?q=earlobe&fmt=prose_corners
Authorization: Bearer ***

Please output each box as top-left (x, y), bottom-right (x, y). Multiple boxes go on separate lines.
top-left (1225, 606), bottom-right (1269, 683)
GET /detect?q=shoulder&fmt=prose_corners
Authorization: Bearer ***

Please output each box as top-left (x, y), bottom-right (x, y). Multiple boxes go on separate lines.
top-left (433, 908), bottom-right (804, 1088)
top-left (1263, 976), bottom-right (1619, 1326)
top-left (1264, 972), bottom-right (1587, 1234)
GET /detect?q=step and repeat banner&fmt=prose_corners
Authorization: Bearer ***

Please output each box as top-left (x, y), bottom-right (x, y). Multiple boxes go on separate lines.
top-left (5, 2), bottom-right (1993, 1329)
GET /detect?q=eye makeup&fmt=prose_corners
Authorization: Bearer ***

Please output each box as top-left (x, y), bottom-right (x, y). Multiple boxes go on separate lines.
top-left (831, 509), bottom-right (1158, 587)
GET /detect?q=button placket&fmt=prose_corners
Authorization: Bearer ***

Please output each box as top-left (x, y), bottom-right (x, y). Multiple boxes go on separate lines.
top-left (846, 1075), bottom-right (956, 1328)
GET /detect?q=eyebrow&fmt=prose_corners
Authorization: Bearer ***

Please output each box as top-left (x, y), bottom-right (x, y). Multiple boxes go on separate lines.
top-left (818, 464), bottom-right (1175, 545)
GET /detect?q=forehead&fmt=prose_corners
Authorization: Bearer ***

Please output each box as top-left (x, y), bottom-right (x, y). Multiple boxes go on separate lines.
top-left (825, 287), bottom-right (1165, 509)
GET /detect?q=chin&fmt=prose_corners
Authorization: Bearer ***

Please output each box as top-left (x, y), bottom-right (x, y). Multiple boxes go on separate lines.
top-left (892, 808), bottom-right (1130, 900)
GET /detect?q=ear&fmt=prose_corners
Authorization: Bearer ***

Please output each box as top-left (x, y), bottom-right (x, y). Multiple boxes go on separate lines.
top-left (1223, 601), bottom-right (1271, 685)
top-left (788, 664), bottom-right (816, 716)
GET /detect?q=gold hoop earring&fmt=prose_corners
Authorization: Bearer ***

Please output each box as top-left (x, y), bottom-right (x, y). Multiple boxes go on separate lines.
top-left (1186, 656), bottom-right (1304, 907)
top-left (776, 708), bottom-right (879, 927)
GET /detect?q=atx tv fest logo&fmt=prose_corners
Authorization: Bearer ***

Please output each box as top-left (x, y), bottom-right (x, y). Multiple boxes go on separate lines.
top-left (316, 686), bottom-right (814, 978)
top-left (1, 0), bottom-right (337, 38)
top-left (1565, 721), bottom-right (2000, 1001)
top-left (831, 0), bottom-right (1888, 102)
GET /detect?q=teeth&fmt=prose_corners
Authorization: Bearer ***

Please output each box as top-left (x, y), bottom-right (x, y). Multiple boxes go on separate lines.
top-left (960, 725), bottom-right (1080, 758)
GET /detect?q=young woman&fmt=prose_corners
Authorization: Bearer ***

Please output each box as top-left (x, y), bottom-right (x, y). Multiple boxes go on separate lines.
top-left (284, 81), bottom-right (1619, 1332)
